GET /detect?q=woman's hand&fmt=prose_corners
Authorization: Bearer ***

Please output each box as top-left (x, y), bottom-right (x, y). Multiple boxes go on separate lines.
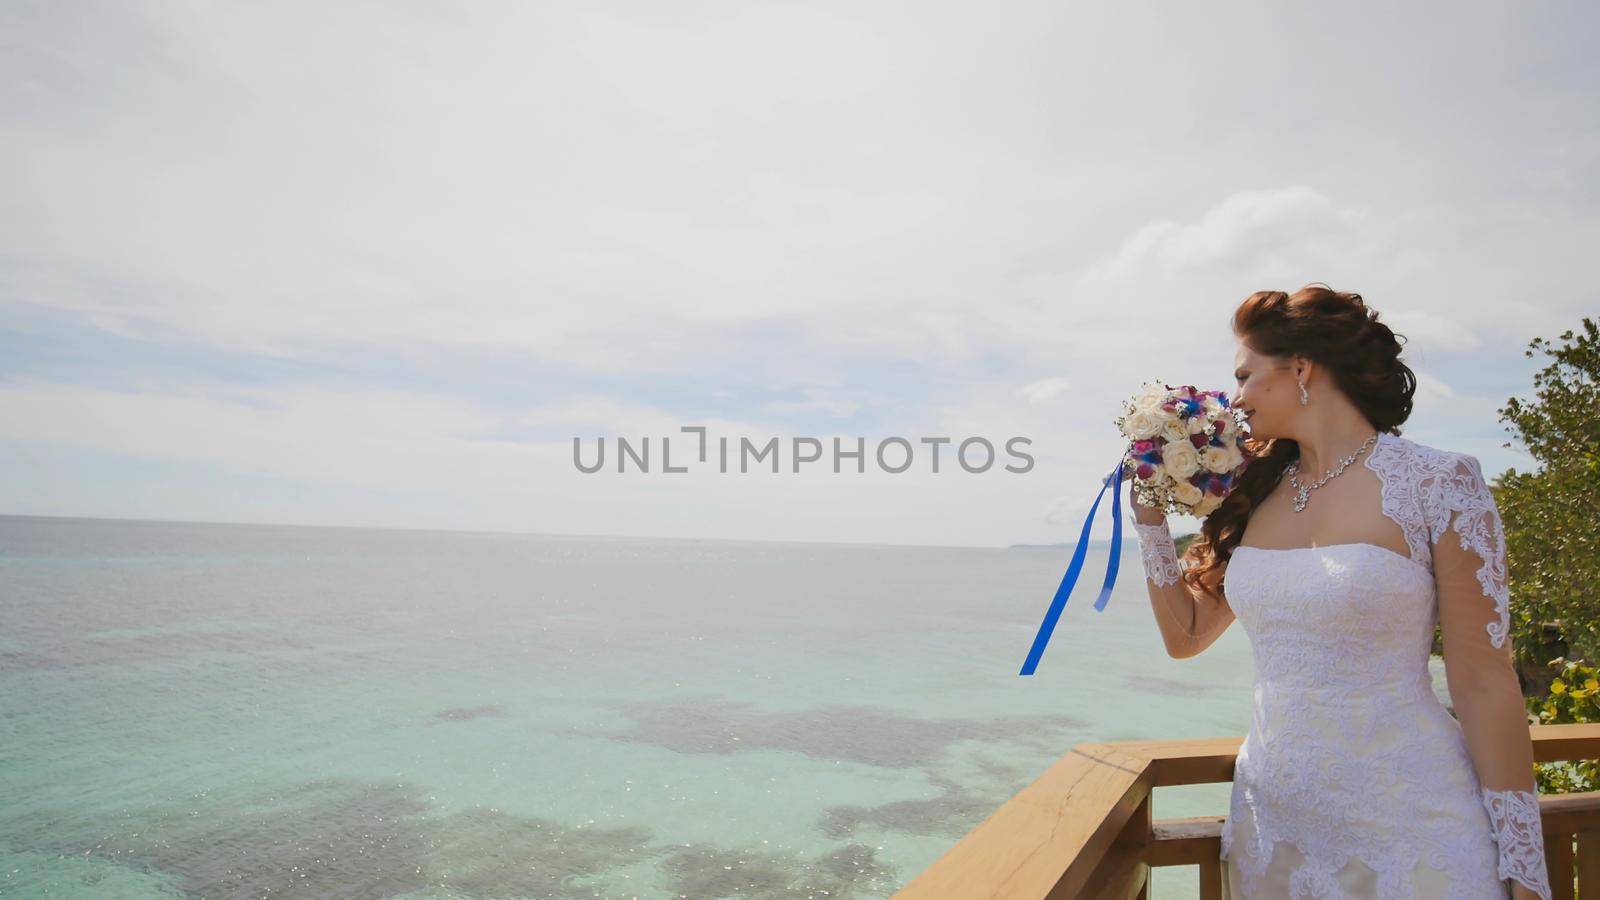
top-left (1128, 472), bottom-right (1166, 525)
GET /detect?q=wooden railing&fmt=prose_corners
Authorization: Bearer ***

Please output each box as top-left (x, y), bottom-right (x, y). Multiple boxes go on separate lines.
top-left (896, 723), bottom-right (1600, 899)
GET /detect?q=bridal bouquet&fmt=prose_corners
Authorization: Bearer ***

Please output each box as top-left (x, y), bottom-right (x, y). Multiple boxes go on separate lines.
top-left (1116, 381), bottom-right (1251, 519)
top-left (1020, 380), bottom-right (1252, 676)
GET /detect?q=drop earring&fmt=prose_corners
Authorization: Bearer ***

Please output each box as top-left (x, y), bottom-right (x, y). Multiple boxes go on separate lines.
top-left (1299, 382), bottom-right (1310, 405)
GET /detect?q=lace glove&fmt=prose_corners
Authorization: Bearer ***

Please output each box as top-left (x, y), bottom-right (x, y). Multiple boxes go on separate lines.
top-left (1481, 788), bottom-right (1552, 900)
top-left (1131, 518), bottom-right (1182, 587)
top-left (1433, 454), bottom-right (1551, 900)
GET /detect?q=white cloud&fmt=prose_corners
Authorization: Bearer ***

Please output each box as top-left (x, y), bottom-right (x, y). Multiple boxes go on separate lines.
top-left (1081, 187), bottom-right (1367, 284)
top-left (572, 7), bottom-right (897, 127)
top-left (1022, 376), bottom-right (1073, 404)
top-left (1413, 371), bottom-right (1457, 407)
top-left (759, 386), bottom-right (875, 419)
top-left (1, 1), bottom-right (1595, 545)
top-left (1382, 309), bottom-right (1481, 354)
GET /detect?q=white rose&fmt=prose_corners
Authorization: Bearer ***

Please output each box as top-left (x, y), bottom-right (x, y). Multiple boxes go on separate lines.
top-left (1132, 393), bottom-right (1166, 416)
top-left (1123, 408), bottom-right (1165, 440)
top-left (1172, 480), bottom-right (1204, 506)
top-left (1193, 493), bottom-right (1223, 518)
top-left (1200, 446), bottom-right (1231, 474)
top-left (1161, 440), bottom-right (1201, 479)
top-left (1226, 444), bottom-right (1246, 471)
top-left (1187, 415), bottom-right (1207, 434)
top-left (1203, 395), bottom-right (1224, 417)
top-left (1160, 417), bottom-right (1189, 444)
top-left (1136, 383), bottom-right (1168, 405)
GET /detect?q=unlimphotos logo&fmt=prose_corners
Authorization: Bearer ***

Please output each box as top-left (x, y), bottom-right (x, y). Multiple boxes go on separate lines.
top-left (574, 426), bottom-right (1034, 474)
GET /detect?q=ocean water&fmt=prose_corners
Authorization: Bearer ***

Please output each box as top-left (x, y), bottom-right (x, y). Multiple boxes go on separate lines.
top-left (0, 514), bottom-right (1441, 899)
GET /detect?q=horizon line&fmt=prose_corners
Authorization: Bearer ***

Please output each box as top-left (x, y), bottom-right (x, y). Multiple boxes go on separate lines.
top-left (0, 511), bottom-right (1167, 553)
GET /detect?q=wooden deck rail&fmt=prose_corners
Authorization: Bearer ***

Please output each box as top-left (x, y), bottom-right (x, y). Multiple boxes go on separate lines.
top-left (896, 723), bottom-right (1600, 899)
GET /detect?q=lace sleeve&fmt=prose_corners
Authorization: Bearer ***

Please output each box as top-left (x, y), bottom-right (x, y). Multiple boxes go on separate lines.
top-left (1433, 453), bottom-right (1551, 900)
top-left (1132, 518), bottom-right (1182, 586)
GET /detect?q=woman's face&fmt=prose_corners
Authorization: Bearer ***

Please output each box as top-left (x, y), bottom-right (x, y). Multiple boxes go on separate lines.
top-left (1230, 341), bottom-right (1302, 439)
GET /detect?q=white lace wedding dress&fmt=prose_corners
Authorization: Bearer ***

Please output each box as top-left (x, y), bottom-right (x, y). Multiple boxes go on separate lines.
top-left (1133, 431), bottom-right (1552, 899)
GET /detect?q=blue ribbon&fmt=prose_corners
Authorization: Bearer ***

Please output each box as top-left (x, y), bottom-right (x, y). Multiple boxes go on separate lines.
top-left (1019, 445), bottom-right (1131, 676)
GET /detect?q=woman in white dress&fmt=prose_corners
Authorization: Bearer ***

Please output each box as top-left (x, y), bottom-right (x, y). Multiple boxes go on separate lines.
top-left (1129, 285), bottom-right (1552, 899)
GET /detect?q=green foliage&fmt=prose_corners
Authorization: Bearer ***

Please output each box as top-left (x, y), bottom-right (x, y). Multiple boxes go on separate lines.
top-left (1494, 317), bottom-right (1600, 672)
top-left (1530, 658), bottom-right (1600, 794)
top-left (1175, 532), bottom-right (1198, 557)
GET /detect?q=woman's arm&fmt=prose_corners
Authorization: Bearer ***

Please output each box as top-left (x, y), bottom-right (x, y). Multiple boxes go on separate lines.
top-left (1130, 496), bottom-right (1235, 659)
top-left (1434, 454), bottom-right (1551, 900)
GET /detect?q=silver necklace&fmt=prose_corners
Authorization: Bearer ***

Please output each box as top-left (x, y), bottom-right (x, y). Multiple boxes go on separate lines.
top-left (1284, 431), bottom-right (1380, 513)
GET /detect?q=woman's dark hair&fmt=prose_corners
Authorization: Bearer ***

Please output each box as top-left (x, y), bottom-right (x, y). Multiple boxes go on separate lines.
top-left (1182, 283), bottom-right (1417, 602)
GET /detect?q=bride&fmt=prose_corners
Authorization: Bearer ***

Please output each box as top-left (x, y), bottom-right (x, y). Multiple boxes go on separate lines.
top-left (1129, 285), bottom-right (1552, 899)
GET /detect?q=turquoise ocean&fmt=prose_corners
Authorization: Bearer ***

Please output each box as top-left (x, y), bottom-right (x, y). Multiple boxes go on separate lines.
top-left (0, 514), bottom-right (1455, 898)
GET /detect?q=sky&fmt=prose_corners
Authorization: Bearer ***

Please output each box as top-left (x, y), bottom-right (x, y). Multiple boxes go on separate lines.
top-left (1, 0), bottom-right (1596, 548)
